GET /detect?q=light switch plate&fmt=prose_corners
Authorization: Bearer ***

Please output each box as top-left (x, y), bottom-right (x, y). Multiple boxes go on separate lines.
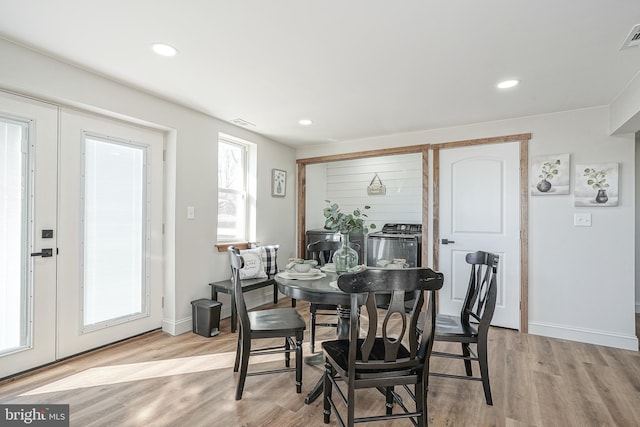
top-left (187, 206), bottom-right (195, 219)
top-left (574, 213), bottom-right (591, 227)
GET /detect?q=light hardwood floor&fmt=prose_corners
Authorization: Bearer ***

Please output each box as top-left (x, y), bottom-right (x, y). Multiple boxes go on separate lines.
top-left (1, 301), bottom-right (639, 427)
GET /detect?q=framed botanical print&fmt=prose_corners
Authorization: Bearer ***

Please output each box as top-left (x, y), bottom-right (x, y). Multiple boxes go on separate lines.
top-left (530, 153), bottom-right (570, 195)
top-left (574, 162), bottom-right (619, 206)
top-left (272, 169), bottom-right (286, 197)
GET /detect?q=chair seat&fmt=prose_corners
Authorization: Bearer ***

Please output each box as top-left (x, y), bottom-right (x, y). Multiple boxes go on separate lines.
top-left (435, 314), bottom-right (478, 339)
top-left (249, 308), bottom-right (306, 334)
top-left (322, 338), bottom-right (413, 375)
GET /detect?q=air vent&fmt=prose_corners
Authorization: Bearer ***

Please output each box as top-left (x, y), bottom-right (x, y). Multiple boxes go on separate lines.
top-left (621, 24), bottom-right (640, 50)
top-left (229, 118), bottom-right (255, 127)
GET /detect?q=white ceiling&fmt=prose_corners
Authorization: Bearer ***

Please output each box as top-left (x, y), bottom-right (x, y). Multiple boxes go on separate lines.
top-left (1, 1), bottom-right (639, 147)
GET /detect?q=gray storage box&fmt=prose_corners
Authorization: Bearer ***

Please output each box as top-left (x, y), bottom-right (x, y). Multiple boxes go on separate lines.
top-left (191, 298), bottom-right (222, 337)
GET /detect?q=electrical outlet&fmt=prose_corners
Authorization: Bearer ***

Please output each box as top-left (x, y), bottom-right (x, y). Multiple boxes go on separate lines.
top-left (574, 213), bottom-right (591, 227)
top-left (187, 206), bottom-right (195, 219)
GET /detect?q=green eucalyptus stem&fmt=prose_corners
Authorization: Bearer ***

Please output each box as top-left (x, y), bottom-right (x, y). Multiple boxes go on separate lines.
top-left (323, 200), bottom-right (376, 234)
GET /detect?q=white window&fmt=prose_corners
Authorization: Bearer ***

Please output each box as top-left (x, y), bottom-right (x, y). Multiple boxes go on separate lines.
top-left (217, 135), bottom-right (256, 242)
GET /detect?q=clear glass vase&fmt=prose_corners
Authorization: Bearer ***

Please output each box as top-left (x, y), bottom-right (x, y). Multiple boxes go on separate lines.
top-left (333, 233), bottom-right (359, 274)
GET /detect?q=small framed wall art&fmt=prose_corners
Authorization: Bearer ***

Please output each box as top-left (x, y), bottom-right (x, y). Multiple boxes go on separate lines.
top-left (530, 153), bottom-right (570, 195)
top-left (272, 169), bottom-right (286, 197)
top-left (574, 162), bottom-right (619, 207)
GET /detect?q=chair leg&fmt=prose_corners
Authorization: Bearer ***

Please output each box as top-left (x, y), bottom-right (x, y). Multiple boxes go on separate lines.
top-left (233, 329), bottom-right (242, 372)
top-left (323, 361), bottom-right (332, 424)
top-left (285, 337), bottom-right (291, 368)
top-left (462, 343), bottom-right (473, 376)
top-left (310, 305), bottom-right (317, 353)
top-left (385, 387), bottom-right (394, 415)
top-left (415, 377), bottom-right (427, 427)
top-left (477, 340), bottom-right (493, 405)
top-left (273, 283), bottom-right (278, 304)
top-left (347, 380), bottom-right (356, 427)
top-left (235, 335), bottom-right (251, 400)
top-left (291, 298), bottom-right (296, 307)
top-left (295, 334), bottom-right (303, 393)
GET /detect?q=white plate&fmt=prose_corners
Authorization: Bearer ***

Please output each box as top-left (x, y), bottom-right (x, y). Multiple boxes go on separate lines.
top-left (286, 267), bottom-right (320, 276)
top-left (277, 270), bottom-right (326, 280)
top-left (329, 280), bottom-right (339, 289)
top-left (320, 263), bottom-right (336, 273)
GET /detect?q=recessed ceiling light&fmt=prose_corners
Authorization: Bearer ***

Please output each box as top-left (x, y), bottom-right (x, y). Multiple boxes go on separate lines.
top-left (299, 119), bottom-right (313, 126)
top-left (497, 79), bottom-right (519, 89)
top-left (151, 43), bottom-right (178, 57)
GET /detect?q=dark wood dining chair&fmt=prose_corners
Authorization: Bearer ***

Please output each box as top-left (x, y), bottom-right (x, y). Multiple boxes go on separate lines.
top-left (322, 267), bottom-right (444, 427)
top-left (307, 239), bottom-right (361, 353)
top-left (429, 250), bottom-right (499, 405)
top-left (228, 247), bottom-right (306, 400)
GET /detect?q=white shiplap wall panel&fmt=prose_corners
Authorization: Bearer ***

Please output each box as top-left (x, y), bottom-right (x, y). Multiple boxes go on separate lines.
top-left (325, 153), bottom-right (422, 231)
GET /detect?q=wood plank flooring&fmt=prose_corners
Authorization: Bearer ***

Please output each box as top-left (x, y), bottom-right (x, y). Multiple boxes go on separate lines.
top-left (0, 301), bottom-right (639, 427)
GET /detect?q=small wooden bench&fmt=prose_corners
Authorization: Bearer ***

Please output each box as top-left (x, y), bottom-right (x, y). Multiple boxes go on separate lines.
top-left (209, 276), bottom-right (278, 333)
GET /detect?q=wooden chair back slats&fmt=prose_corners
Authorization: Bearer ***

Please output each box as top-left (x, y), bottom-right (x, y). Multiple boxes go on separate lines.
top-left (338, 268), bottom-right (442, 371)
top-left (461, 251), bottom-right (499, 330)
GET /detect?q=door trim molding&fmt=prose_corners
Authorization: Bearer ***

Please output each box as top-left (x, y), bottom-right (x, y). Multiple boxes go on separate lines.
top-left (296, 132), bottom-right (531, 332)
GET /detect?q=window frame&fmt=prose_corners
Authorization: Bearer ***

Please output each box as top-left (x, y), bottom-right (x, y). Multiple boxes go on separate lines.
top-left (79, 132), bottom-right (150, 333)
top-left (217, 134), bottom-right (254, 243)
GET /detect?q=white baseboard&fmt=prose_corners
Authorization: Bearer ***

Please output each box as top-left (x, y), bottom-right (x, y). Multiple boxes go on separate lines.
top-left (162, 317), bottom-right (192, 336)
top-left (528, 321), bottom-right (638, 351)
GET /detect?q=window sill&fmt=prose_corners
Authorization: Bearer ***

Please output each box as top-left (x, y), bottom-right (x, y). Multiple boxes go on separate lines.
top-left (215, 242), bottom-right (251, 253)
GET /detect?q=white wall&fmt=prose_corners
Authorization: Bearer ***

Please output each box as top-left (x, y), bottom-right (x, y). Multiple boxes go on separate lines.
top-left (0, 38), bottom-right (297, 335)
top-left (298, 107), bottom-right (638, 350)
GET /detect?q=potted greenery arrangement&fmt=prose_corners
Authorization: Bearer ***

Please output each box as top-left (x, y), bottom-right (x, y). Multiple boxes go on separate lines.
top-left (583, 167), bottom-right (609, 203)
top-left (323, 200), bottom-right (376, 273)
top-left (536, 159), bottom-right (560, 192)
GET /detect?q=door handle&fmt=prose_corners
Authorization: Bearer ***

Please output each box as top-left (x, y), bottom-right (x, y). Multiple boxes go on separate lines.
top-left (441, 239), bottom-right (455, 245)
top-left (30, 248), bottom-right (53, 257)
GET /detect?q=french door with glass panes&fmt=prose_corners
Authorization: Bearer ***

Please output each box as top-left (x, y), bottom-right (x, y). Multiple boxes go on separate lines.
top-left (0, 92), bottom-right (58, 378)
top-left (0, 92), bottom-right (164, 378)
top-left (56, 108), bottom-right (163, 358)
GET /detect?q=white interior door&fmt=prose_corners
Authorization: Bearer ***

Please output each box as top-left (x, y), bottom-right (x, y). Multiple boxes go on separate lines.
top-left (0, 92), bottom-right (58, 378)
top-left (57, 108), bottom-right (164, 358)
top-left (438, 142), bottom-right (520, 329)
